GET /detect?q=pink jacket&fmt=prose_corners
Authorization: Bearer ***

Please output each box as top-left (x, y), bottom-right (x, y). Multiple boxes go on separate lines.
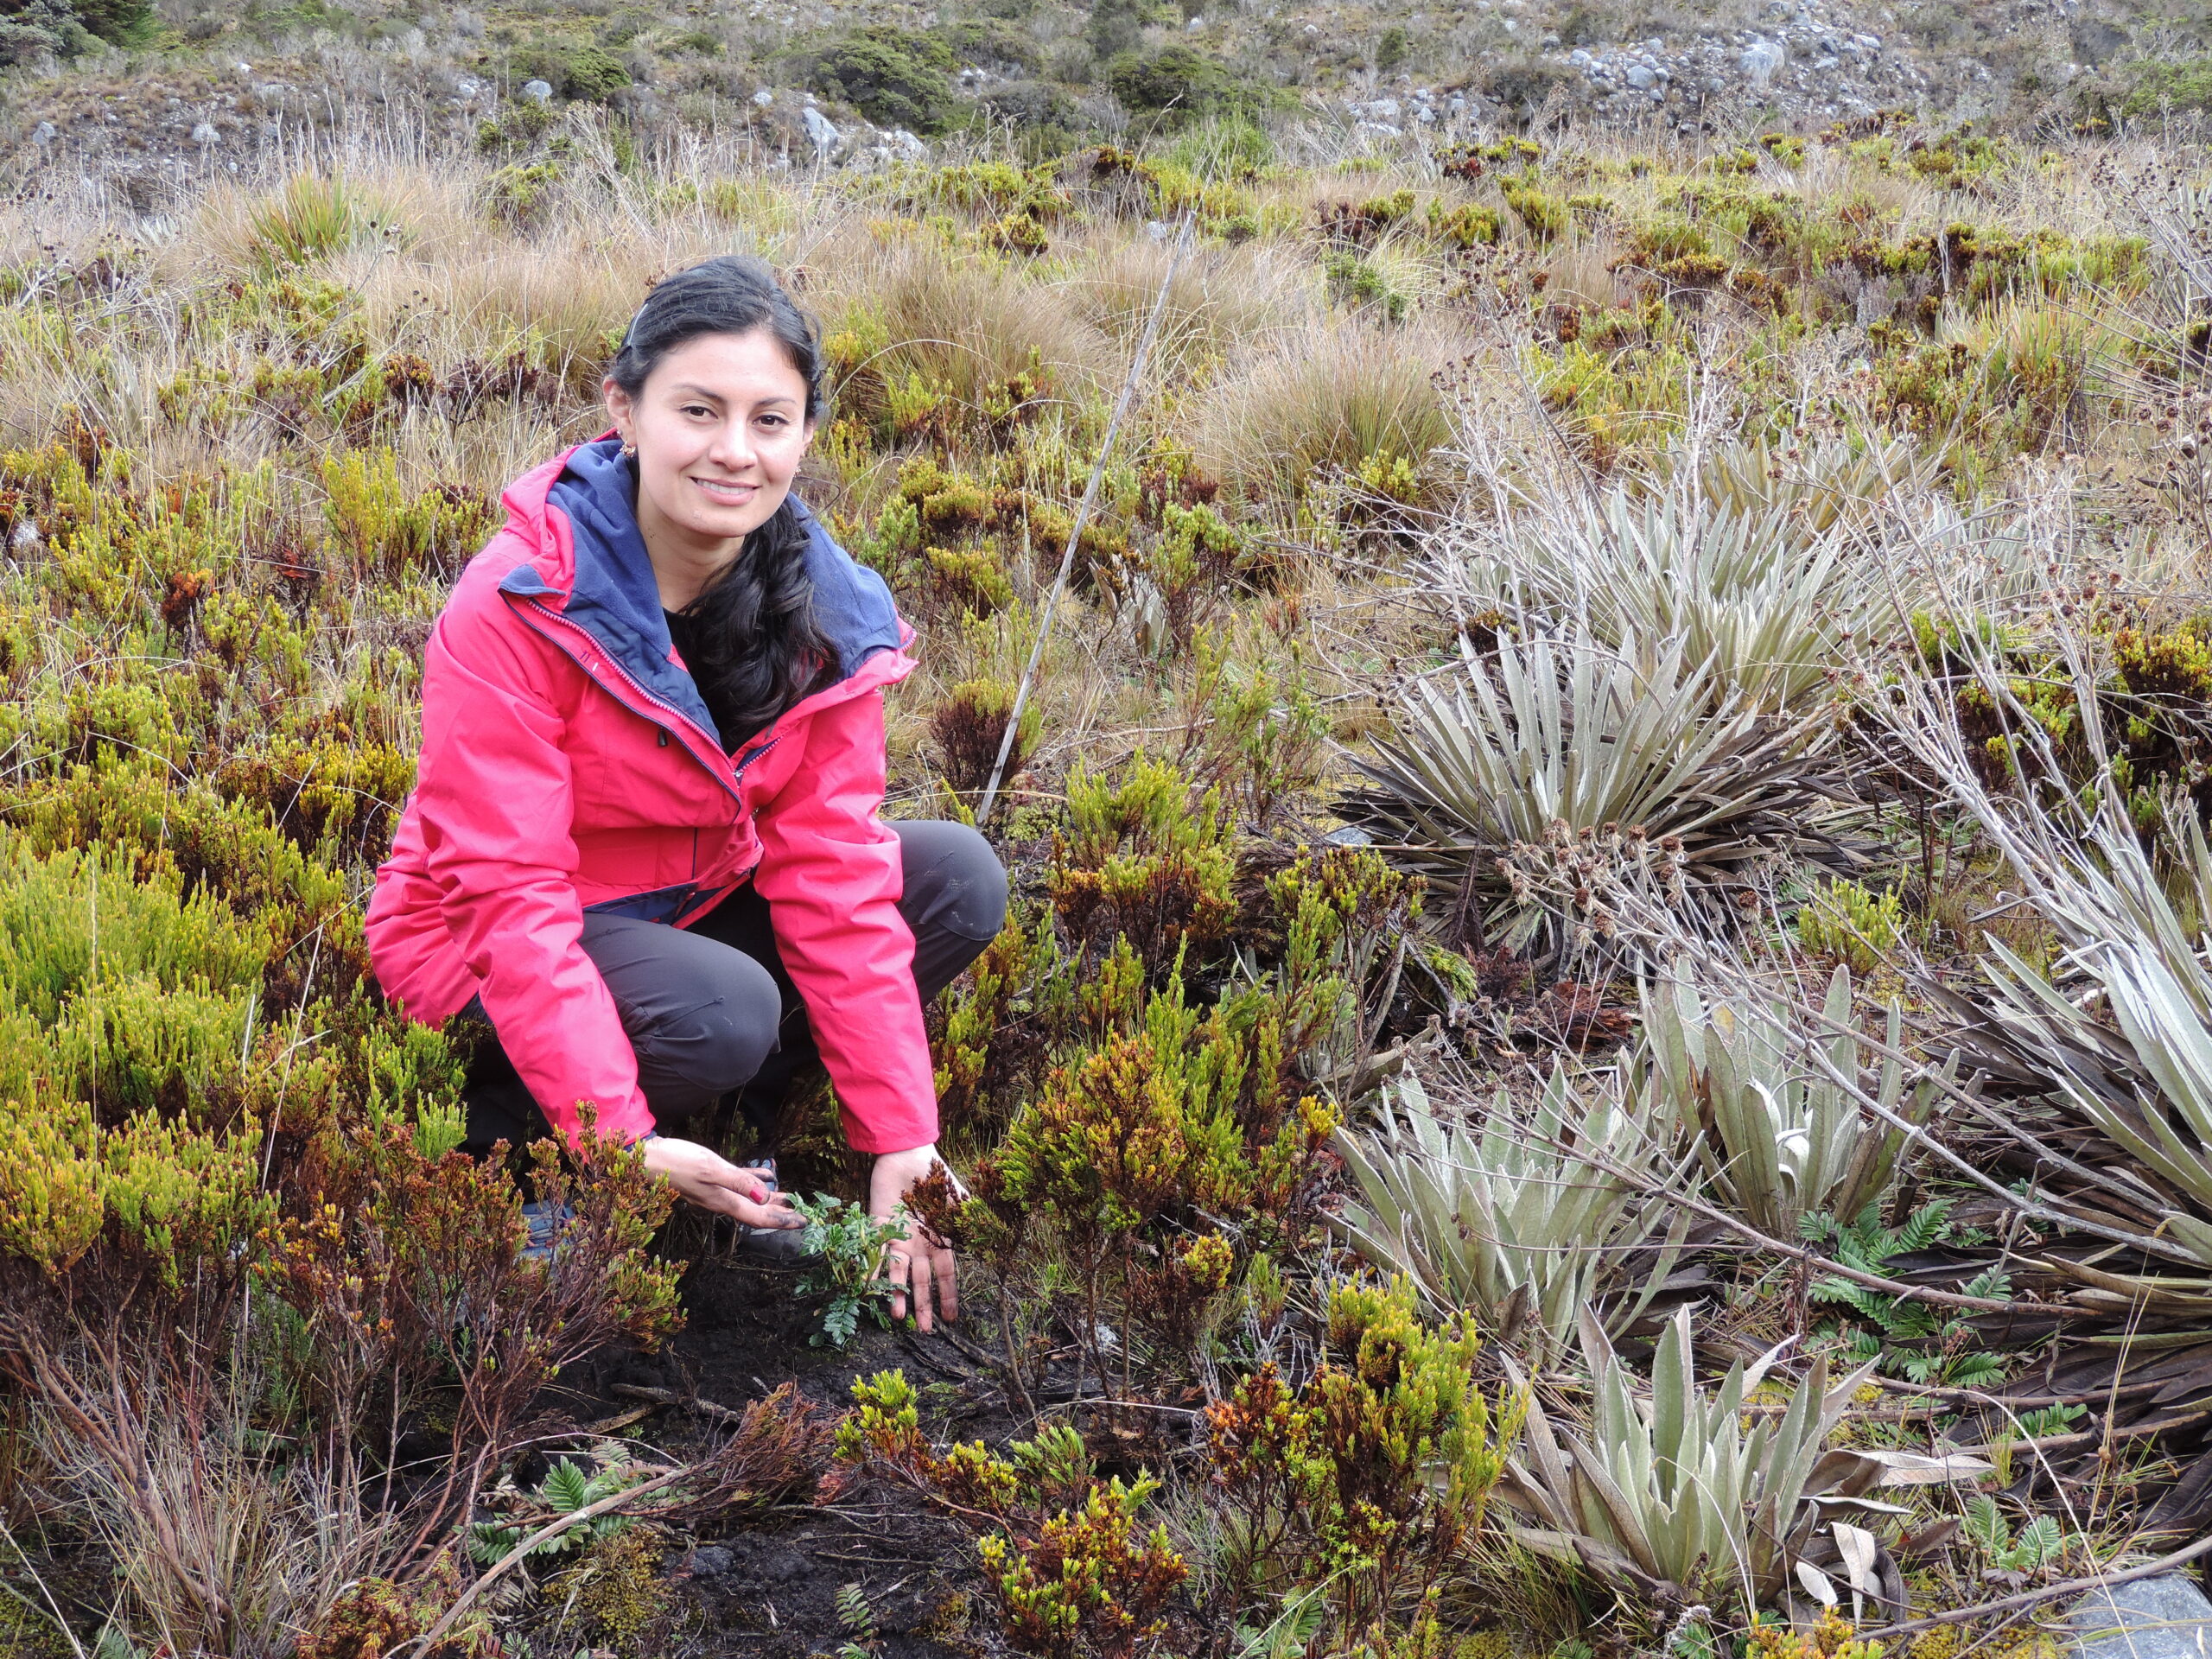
top-left (365, 435), bottom-right (937, 1154)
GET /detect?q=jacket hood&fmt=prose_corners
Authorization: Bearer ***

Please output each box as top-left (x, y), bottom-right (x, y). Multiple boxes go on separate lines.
top-left (495, 435), bottom-right (906, 750)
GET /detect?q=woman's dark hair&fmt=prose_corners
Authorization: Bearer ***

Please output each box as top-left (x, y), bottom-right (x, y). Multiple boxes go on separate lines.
top-left (609, 254), bottom-right (834, 748)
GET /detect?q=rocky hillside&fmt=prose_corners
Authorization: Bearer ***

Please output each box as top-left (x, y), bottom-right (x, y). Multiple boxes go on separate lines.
top-left (0, 0), bottom-right (2193, 210)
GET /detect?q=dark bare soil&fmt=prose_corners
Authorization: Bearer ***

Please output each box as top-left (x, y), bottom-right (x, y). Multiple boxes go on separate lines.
top-left (555, 1250), bottom-right (1017, 1656)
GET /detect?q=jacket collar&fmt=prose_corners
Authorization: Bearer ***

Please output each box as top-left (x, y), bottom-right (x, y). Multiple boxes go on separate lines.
top-left (494, 435), bottom-right (907, 750)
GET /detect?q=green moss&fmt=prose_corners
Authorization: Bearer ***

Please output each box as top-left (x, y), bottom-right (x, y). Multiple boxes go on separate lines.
top-left (1796, 878), bottom-right (1904, 974)
top-left (486, 160), bottom-right (563, 227)
top-left (926, 545), bottom-right (1016, 614)
top-left (549, 1526), bottom-right (671, 1642)
top-left (1500, 179), bottom-right (1565, 241)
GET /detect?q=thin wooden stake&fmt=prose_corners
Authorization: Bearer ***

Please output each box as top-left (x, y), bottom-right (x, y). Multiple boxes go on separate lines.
top-left (974, 208), bottom-right (1196, 826)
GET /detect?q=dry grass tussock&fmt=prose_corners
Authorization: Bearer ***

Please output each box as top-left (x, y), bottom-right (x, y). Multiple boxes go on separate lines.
top-left (1054, 230), bottom-right (1314, 378)
top-left (835, 235), bottom-right (1117, 408)
top-left (32, 1376), bottom-right (395, 1659)
top-left (1190, 315), bottom-right (1464, 513)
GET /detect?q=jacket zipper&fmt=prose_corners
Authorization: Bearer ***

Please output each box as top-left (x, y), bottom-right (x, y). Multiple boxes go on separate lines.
top-left (512, 596), bottom-right (743, 809)
top-left (508, 587), bottom-right (888, 806)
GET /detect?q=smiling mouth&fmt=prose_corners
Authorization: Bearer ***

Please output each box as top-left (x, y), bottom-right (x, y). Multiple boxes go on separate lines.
top-left (691, 476), bottom-right (757, 504)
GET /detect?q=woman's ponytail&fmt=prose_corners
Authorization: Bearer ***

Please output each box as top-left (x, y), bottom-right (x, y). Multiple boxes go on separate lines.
top-left (671, 500), bottom-right (831, 746)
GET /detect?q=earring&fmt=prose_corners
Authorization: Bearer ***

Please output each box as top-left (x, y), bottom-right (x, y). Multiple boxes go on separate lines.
top-left (620, 437), bottom-right (638, 458)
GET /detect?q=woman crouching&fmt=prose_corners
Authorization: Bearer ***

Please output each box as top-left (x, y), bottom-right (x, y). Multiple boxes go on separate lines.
top-left (363, 254), bottom-right (1006, 1332)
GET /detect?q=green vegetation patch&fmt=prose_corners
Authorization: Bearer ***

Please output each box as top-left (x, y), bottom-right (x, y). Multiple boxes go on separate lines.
top-left (799, 24), bottom-right (959, 133)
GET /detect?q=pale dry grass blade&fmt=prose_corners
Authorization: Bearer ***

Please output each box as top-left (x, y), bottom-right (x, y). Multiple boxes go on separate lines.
top-left (1188, 314), bottom-right (1460, 521)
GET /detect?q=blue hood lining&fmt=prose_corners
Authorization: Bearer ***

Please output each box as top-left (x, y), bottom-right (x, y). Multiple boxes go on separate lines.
top-left (505, 436), bottom-right (905, 749)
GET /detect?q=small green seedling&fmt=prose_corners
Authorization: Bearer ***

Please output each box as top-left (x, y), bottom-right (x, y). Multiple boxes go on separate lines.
top-left (1964, 1492), bottom-right (2074, 1574)
top-left (1807, 1199), bottom-right (2011, 1388)
top-left (465, 1456), bottom-right (638, 1564)
top-left (789, 1192), bottom-right (911, 1348)
top-left (835, 1580), bottom-right (879, 1656)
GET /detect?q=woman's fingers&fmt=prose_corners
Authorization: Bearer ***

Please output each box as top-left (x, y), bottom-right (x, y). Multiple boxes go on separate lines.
top-left (884, 1234), bottom-right (956, 1333)
top-left (725, 1179), bottom-right (800, 1230)
top-left (644, 1138), bottom-right (775, 1209)
top-left (928, 1238), bottom-right (958, 1325)
top-left (683, 1166), bottom-right (798, 1230)
top-left (885, 1245), bottom-right (912, 1325)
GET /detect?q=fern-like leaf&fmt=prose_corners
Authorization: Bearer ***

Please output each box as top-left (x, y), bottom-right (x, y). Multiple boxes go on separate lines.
top-left (1964, 1493), bottom-right (2009, 1553)
top-left (1945, 1351), bottom-right (2009, 1389)
top-left (836, 1581), bottom-right (877, 1639)
top-left (543, 1459), bottom-right (593, 1514)
top-left (2011, 1516), bottom-right (2064, 1569)
top-left (1892, 1199), bottom-right (1954, 1254)
top-left (1960, 1267), bottom-right (2013, 1300)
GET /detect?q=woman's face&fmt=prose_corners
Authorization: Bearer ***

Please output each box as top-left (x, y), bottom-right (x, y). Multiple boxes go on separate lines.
top-left (603, 327), bottom-right (815, 550)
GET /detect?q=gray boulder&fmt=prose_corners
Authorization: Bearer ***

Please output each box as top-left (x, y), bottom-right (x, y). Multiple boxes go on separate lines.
top-left (520, 79), bottom-right (553, 104)
top-left (801, 105), bottom-right (840, 158)
top-left (2071, 1574), bottom-right (2212, 1659)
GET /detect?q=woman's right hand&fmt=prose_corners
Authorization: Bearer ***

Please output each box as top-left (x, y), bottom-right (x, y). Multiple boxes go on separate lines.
top-left (641, 1136), bottom-right (803, 1230)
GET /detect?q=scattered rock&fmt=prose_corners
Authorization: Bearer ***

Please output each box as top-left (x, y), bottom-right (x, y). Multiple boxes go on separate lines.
top-left (801, 105), bottom-right (840, 157)
top-left (2070, 1575), bottom-right (2212, 1659)
top-left (753, 86), bottom-right (774, 105)
top-left (30, 121), bottom-right (53, 144)
top-left (190, 122), bottom-right (218, 144)
top-left (757, 1546), bottom-right (807, 1583)
top-left (519, 79), bottom-right (553, 105)
top-left (1741, 38), bottom-right (1786, 84)
top-left (683, 1545), bottom-right (734, 1578)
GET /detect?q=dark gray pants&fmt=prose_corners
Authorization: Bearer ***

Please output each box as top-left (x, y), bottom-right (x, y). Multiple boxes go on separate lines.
top-left (461, 820), bottom-right (1008, 1153)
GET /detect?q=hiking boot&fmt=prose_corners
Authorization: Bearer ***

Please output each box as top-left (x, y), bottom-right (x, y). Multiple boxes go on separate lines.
top-left (521, 1199), bottom-right (575, 1263)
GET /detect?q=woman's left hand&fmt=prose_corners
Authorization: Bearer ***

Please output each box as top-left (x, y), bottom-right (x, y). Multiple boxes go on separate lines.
top-left (869, 1143), bottom-right (958, 1334)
